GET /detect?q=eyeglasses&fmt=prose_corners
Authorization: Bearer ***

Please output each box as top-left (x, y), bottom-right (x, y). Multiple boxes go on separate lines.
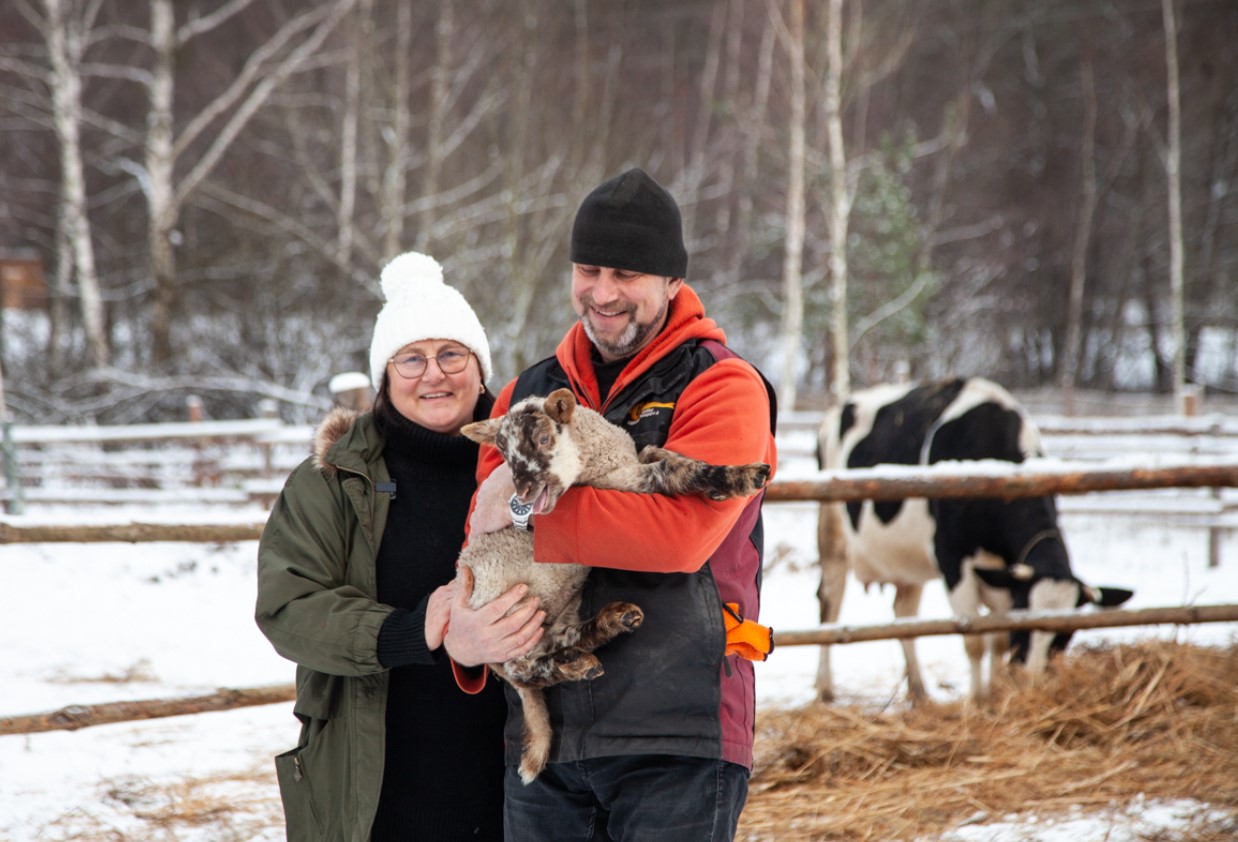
top-left (389, 349), bottom-right (473, 379)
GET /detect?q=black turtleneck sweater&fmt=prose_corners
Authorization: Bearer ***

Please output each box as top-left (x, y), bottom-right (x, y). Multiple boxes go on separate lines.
top-left (368, 394), bottom-right (507, 842)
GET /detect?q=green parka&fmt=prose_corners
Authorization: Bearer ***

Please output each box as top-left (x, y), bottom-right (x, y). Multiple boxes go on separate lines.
top-left (256, 408), bottom-right (395, 842)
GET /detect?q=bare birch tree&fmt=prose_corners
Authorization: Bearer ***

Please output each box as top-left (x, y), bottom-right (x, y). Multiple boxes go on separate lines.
top-left (775, 0), bottom-right (807, 411)
top-left (1161, 0), bottom-right (1187, 406)
top-left (379, 0), bottom-right (412, 261)
top-left (824, 0), bottom-right (850, 402)
top-left (1060, 36), bottom-right (1098, 415)
top-left (22, 0), bottom-right (110, 369)
top-left (106, 0), bottom-right (357, 364)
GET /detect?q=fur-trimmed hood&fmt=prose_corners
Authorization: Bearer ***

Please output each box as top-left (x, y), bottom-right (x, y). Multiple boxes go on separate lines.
top-left (311, 406), bottom-right (364, 476)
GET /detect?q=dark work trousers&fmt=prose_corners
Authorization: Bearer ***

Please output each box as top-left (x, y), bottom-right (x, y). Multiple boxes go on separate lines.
top-left (503, 754), bottom-right (749, 841)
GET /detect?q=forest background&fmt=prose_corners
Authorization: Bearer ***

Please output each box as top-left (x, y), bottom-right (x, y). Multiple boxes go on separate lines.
top-left (1, 0), bottom-right (1235, 425)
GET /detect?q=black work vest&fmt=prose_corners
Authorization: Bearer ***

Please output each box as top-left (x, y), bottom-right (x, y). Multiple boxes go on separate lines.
top-left (503, 338), bottom-right (776, 766)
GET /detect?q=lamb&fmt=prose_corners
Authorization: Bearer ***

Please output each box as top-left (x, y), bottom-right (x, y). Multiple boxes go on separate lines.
top-left (457, 387), bottom-right (771, 783)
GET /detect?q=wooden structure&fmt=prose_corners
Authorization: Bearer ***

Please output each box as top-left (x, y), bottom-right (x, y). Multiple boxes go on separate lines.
top-left (0, 250), bottom-right (46, 311)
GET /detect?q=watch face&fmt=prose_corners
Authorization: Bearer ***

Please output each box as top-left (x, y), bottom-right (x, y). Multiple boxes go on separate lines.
top-left (510, 496), bottom-right (533, 517)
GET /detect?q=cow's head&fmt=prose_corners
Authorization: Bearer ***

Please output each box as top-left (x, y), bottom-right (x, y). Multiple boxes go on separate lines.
top-left (461, 389), bottom-right (583, 515)
top-left (975, 557), bottom-right (1135, 665)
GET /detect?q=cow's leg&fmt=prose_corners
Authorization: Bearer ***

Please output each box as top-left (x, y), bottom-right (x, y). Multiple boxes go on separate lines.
top-left (988, 628), bottom-right (1012, 691)
top-left (964, 632), bottom-right (988, 702)
top-left (892, 583), bottom-right (927, 701)
top-left (943, 566), bottom-right (988, 703)
top-left (815, 503), bottom-right (848, 702)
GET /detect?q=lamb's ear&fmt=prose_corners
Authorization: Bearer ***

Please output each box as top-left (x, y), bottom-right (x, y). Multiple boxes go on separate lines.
top-left (461, 417), bottom-right (501, 446)
top-left (545, 388), bottom-right (577, 424)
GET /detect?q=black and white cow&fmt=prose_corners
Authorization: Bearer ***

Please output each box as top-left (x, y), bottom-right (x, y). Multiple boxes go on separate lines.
top-left (815, 377), bottom-right (1134, 703)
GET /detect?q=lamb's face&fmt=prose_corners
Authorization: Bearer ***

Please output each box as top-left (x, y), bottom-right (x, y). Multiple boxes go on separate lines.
top-left (496, 399), bottom-right (582, 515)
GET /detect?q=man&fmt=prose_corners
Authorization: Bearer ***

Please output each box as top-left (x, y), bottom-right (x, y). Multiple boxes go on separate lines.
top-left (467, 167), bottom-right (777, 841)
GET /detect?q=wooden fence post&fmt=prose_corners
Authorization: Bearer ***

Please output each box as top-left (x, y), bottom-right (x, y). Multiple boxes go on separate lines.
top-left (1, 417), bottom-right (21, 516)
top-left (258, 399), bottom-right (278, 479)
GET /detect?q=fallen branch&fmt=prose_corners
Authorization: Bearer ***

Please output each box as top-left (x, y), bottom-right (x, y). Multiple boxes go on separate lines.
top-left (0, 684), bottom-right (296, 737)
top-left (773, 603), bottom-right (1238, 647)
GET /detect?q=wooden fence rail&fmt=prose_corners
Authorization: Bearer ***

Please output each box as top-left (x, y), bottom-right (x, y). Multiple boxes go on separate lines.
top-left (763, 461), bottom-right (1238, 503)
top-left (773, 602), bottom-right (1238, 646)
top-left (774, 410), bottom-right (1238, 438)
top-left (6, 460), bottom-right (1235, 544)
top-left (3, 602), bottom-right (1235, 737)
top-left (0, 521), bottom-right (267, 544)
top-left (0, 684), bottom-right (296, 737)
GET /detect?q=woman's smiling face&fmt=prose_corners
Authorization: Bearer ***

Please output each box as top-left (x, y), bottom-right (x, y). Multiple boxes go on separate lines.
top-left (385, 339), bottom-right (482, 434)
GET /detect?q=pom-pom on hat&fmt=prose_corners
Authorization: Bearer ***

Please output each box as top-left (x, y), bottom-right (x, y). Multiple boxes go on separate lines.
top-left (368, 251), bottom-right (492, 389)
top-left (570, 168), bottom-right (688, 278)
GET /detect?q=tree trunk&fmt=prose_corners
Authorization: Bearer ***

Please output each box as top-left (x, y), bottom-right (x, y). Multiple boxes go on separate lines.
top-left (147, 0), bottom-right (177, 367)
top-left (824, 0), bottom-right (850, 402)
top-left (380, 0), bottom-right (412, 261)
top-left (1162, 0), bottom-right (1187, 406)
top-left (1059, 38), bottom-right (1098, 414)
top-left (679, 0), bottom-right (726, 246)
top-left (414, 0), bottom-right (453, 253)
top-left (49, 204), bottom-right (73, 373)
top-left (777, 0), bottom-right (807, 412)
top-left (43, 0), bottom-right (109, 370)
top-left (337, 0), bottom-right (364, 264)
top-left (724, 11), bottom-right (774, 289)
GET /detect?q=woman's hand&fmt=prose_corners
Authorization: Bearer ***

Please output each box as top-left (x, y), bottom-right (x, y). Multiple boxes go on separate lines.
top-left (443, 565), bottom-right (545, 667)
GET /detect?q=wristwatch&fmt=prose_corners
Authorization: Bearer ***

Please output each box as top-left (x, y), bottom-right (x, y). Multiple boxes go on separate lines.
top-left (509, 494), bottom-right (534, 532)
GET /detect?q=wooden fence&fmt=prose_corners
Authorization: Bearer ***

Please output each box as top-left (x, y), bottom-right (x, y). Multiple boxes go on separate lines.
top-left (4, 459), bottom-right (1236, 545)
top-left (3, 602), bottom-right (1236, 737)
top-left (3, 418), bottom-right (1238, 734)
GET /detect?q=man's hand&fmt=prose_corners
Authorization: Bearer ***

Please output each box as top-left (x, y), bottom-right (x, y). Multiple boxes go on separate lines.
top-left (444, 565), bottom-right (545, 667)
top-left (423, 578), bottom-right (458, 651)
top-left (469, 462), bottom-right (517, 535)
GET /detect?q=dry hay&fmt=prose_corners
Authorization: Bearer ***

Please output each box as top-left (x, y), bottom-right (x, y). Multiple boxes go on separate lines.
top-left (740, 640), bottom-right (1238, 841)
top-left (33, 766), bottom-right (282, 841)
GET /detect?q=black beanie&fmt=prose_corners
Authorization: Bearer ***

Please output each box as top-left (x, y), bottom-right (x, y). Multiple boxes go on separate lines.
top-left (570, 168), bottom-right (688, 278)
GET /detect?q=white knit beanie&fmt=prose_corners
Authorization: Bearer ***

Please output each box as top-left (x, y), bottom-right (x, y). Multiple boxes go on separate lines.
top-left (368, 251), bottom-right (492, 389)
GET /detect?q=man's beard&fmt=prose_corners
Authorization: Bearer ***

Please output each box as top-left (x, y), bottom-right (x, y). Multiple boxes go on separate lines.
top-left (580, 297), bottom-right (668, 360)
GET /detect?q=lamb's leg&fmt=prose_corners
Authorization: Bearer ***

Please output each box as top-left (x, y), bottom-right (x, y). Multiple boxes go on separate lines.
top-left (635, 446), bottom-right (771, 499)
top-left (571, 601), bottom-right (644, 650)
top-left (504, 602), bottom-right (642, 689)
top-left (514, 684), bottom-right (552, 784)
top-left (502, 650), bottom-right (603, 689)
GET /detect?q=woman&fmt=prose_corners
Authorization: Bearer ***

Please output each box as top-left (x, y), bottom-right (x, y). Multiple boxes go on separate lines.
top-left (256, 251), bottom-right (545, 841)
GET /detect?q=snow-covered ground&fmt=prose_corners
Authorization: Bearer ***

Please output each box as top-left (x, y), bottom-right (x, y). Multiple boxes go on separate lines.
top-left (2, 458), bottom-right (1236, 840)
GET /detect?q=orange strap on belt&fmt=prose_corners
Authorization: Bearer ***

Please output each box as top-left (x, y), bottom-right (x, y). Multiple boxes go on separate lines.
top-left (722, 602), bottom-right (774, 661)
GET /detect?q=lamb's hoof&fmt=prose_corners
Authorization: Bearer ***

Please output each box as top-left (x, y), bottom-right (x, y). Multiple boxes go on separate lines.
top-left (754, 463), bottom-right (772, 487)
top-left (519, 759), bottom-right (542, 784)
top-left (732, 463), bottom-right (771, 495)
top-left (608, 602), bottom-right (643, 632)
top-left (557, 653), bottom-right (604, 681)
top-left (621, 607), bottom-right (644, 631)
